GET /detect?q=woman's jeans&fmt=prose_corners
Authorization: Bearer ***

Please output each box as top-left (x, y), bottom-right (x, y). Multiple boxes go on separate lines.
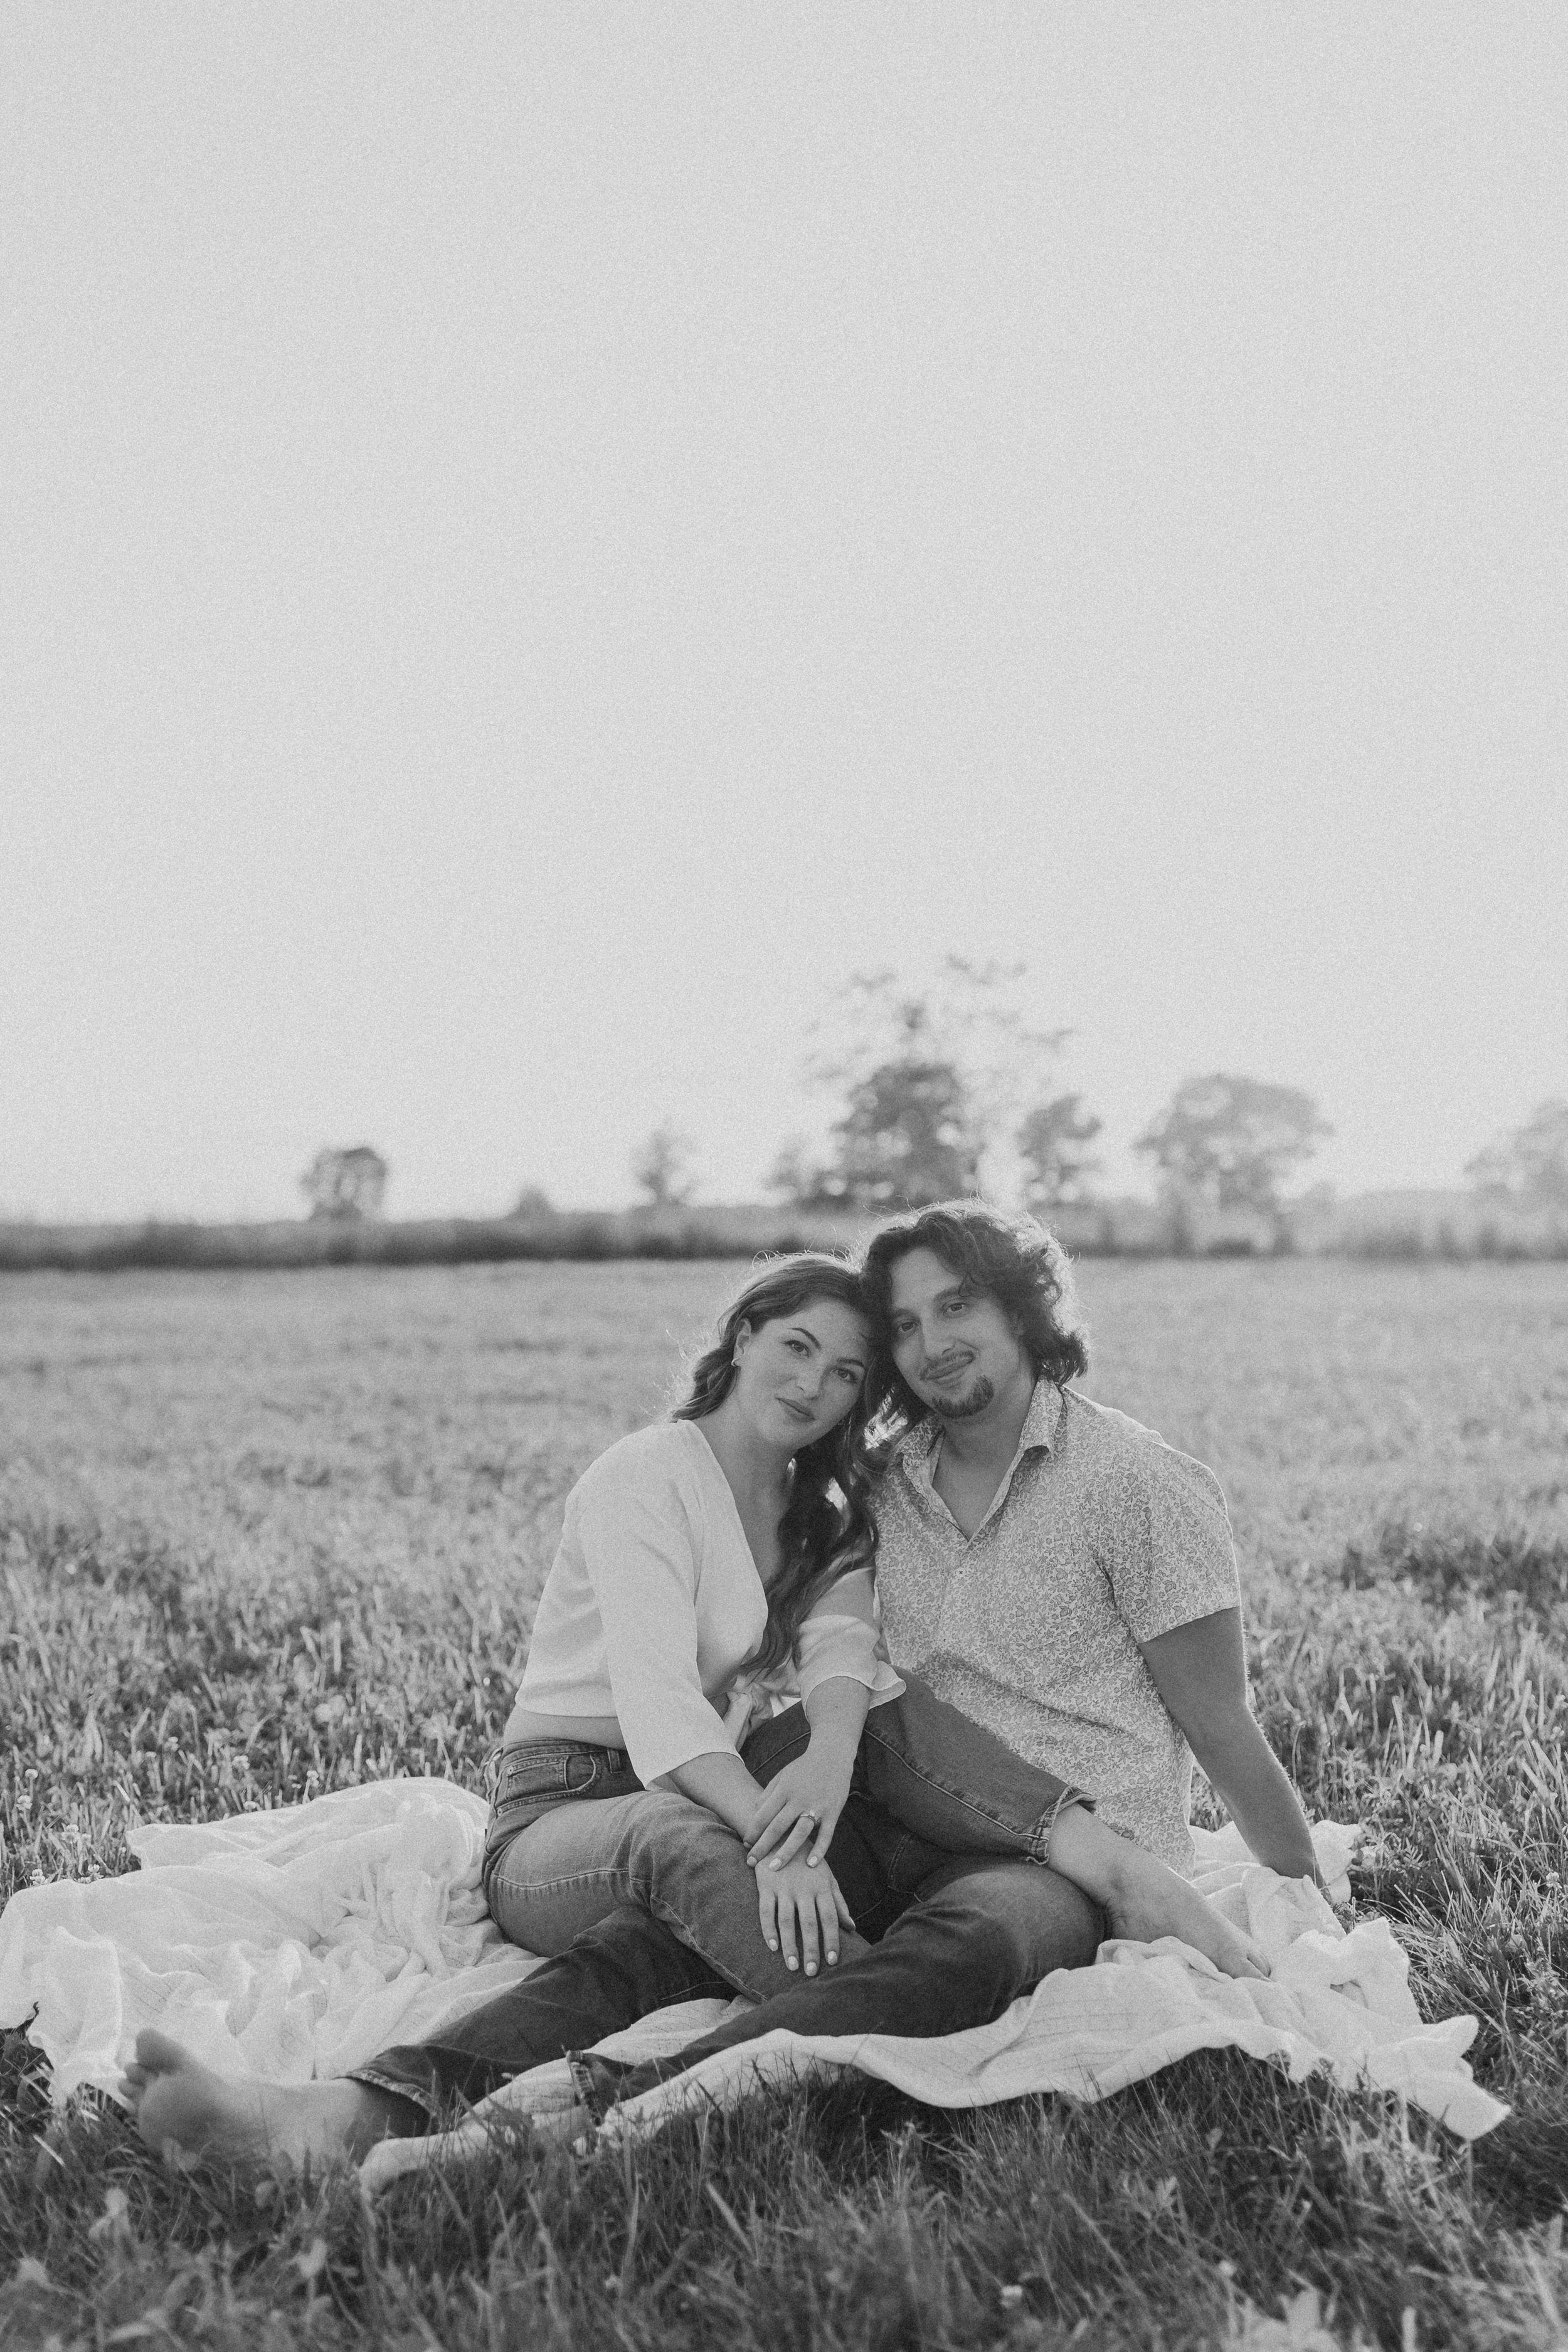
top-left (350, 1675), bottom-right (1101, 2127)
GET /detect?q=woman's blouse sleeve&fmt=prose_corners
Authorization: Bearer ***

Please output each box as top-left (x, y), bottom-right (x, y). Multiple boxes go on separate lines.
top-left (794, 1567), bottom-right (906, 1710)
top-left (572, 1461), bottom-right (741, 1784)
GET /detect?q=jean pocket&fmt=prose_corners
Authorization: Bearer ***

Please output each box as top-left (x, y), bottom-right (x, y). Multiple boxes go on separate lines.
top-left (490, 1742), bottom-right (626, 1820)
top-left (482, 1749), bottom-right (627, 1903)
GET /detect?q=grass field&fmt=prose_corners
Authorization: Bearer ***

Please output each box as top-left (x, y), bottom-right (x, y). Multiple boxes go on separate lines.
top-left (3, 1258), bottom-right (1567, 2349)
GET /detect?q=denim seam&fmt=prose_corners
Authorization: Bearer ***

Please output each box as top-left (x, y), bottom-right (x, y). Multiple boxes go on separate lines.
top-left (566, 1970), bottom-right (737, 2120)
top-left (641, 1881), bottom-right (820, 2000)
top-left (861, 1722), bottom-right (1050, 1850)
top-left (645, 1973), bottom-right (734, 2011)
top-left (494, 1865), bottom-right (642, 1904)
top-left (494, 1740), bottom-right (630, 1767)
top-left (486, 1855), bottom-right (774, 1996)
top-left (503, 1854), bottom-right (837, 2002)
top-left (859, 1710), bottom-right (1091, 1868)
top-left (884, 1831), bottom-right (929, 1892)
top-left (1037, 1786), bottom-right (1094, 1867)
top-left (346, 2067), bottom-right (445, 2126)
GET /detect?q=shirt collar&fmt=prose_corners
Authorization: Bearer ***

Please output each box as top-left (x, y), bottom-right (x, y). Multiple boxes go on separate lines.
top-left (896, 1376), bottom-right (1064, 1497)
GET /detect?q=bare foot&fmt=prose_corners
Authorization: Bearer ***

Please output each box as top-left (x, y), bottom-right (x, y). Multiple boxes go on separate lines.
top-left (1105, 1848), bottom-right (1271, 1981)
top-left (121, 2030), bottom-right (406, 2171)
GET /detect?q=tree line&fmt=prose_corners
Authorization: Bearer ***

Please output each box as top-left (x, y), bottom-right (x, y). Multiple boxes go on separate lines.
top-left (301, 962), bottom-right (1567, 1231)
top-left (755, 965), bottom-right (1339, 1224)
top-left (627, 963), bottom-right (1567, 1236)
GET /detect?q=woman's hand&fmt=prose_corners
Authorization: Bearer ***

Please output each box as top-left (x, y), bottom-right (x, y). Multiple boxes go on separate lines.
top-left (756, 1852), bottom-right (856, 1976)
top-left (744, 1749), bottom-right (855, 1870)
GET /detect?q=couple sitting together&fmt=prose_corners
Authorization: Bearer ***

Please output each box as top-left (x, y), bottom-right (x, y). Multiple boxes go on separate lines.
top-left (127, 1199), bottom-right (1319, 2168)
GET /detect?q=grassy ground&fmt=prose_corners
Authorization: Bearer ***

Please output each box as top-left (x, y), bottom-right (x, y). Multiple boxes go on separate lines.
top-left (1, 1258), bottom-right (1566, 2349)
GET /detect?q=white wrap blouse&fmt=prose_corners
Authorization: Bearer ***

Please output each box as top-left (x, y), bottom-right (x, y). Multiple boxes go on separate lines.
top-left (506, 1420), bottom-right (903, 1785)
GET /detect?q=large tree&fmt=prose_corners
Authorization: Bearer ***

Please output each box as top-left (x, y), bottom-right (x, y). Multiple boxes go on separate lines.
top-left (1465, 1099), bottom-right (1568, 1207)
top-left (780, 960), bottom-right (1069, 1207)
top-left (1016, 1093), bottom-right (1103, 1212)
top-left (827, 1059), bottom-right (979, 1209)
top-left (1135, 1076), bottom-right (1331, 1215)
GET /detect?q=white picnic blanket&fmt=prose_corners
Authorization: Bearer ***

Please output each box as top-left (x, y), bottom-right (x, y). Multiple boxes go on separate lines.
top-left (0, 1781), bottom-right (541, 2102)
top-left (0, 1779), bottom-right (1508, 2185)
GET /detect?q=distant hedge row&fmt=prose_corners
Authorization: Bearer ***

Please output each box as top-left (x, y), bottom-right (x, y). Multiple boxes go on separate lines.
top-left (0, 1216), bottom-right (819, 1273)
top-left (3, 1207), bottom-right (1566, 1273)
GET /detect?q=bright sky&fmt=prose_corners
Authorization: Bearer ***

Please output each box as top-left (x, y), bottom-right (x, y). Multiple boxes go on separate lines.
top-left (4, 4), bottom-right (1564, 1220)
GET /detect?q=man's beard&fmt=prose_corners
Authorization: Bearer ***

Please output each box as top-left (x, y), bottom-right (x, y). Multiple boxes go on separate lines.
top-left (928, 1373), bottom-right (997, 1421)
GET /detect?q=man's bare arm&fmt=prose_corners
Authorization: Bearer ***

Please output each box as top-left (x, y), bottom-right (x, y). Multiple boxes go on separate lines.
top-left (1139, 1608), bottom-right (1318, 1881)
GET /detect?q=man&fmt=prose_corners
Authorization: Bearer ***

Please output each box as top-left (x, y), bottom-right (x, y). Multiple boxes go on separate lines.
top-left (126, 1201), bottom-right (1315, 2163)
top-left (864, 1200), bottom-right (1316, 1880)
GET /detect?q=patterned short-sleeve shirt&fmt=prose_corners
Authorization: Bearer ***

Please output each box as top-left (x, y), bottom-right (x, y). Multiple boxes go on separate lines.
top-left (873, 1380), bottom-right (1242, 1872)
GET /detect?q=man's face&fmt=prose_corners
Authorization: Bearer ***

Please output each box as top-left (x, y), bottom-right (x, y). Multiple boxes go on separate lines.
top-left (886, 1246), bottom-right (1030, 1421)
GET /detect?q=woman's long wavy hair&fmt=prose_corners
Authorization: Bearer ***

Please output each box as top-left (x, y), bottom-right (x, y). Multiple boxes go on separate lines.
top-left (673, 1253), bottom-right (879, 1682)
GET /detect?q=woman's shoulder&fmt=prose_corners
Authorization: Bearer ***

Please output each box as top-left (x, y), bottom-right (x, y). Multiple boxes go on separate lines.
top-left (571, 1419), bottom-right (706, 1508)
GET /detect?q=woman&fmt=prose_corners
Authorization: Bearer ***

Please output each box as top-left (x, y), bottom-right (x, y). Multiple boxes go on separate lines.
top-left (475, 1250), bottom-right (901, 1983)
top-left (125, 1254), bottom-right (1265, 2168)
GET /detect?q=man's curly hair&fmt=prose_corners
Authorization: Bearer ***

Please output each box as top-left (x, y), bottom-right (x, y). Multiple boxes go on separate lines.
top-left (860, 1198), bottom-right (1089, 1429)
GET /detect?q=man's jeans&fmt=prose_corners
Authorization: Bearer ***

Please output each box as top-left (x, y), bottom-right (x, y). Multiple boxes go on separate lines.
top-left (350, 1677), bottom-right (1101, 2127)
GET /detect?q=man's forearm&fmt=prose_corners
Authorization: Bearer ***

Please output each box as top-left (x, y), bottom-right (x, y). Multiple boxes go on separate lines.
top-left (1139, 1613), bottom-right (1318, 1882)
top-left (1197, 1718), bottom-right (1318, 1879)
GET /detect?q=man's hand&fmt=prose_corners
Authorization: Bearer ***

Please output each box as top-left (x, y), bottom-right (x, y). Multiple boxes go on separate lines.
top-left (756, 1853), bottom-right (856, 1976)
top-left (744, 1749), bottom-right (855, 1869)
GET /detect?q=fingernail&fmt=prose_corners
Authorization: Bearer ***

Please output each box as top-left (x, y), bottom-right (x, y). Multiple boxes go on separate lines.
top-left (805, 1963), bottom-right (817, 1976)
top-left (770, 1859), bottom-right (781, 1870)
top-left (807, 1857), bottom-right (818, 1867)
top-left (767, 1939), bottom-right (778, 1951)
top-left (827, 1951), bottom-right (838, 1965)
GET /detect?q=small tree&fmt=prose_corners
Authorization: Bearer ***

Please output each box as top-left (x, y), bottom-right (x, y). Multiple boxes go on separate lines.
top-left (509, 1185), bottom-right (555, 1221)
top-left (765, 1138), bottom-right (835, 1207)
top-left (1465, 1099), bottom-right (1568, 1207)
top-left (1135, 1076), bottom-right (1331, 1216)
top-left (1016, 1094), bottom-right (1103, 1213)
top-left (632, 1123), bottom-right (697, 1207)
top-left (301, 1146), bottom-right (388, 1221)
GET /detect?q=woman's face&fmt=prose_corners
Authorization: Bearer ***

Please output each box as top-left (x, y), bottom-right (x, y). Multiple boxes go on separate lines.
top-left (731, 1295), bottom-right (871, 1451)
